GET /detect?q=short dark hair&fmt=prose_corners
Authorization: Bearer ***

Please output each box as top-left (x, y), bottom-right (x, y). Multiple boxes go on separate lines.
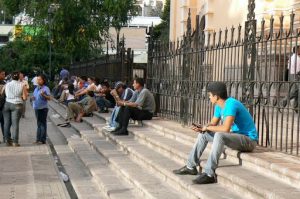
top-left (38, 74), bottom-right (47, 85)
top-left (134, 78), bottom-right (144, 87)
top-left (80, 76), bottom-right (87, 82)
top-left (293, 46), bottom-right (300, 53)
top-left (207, 82), bottom-right (228, 99)
top-left (87, 90), bottom-right (95, 97)
top-left (12, 71), bottom-right (20, 80)
top-left (101, 81), bottom-right (110, 88)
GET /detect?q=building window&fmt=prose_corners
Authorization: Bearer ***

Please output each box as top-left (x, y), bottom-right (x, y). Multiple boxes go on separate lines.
top-left (0, 36), bottom-right (9, 43)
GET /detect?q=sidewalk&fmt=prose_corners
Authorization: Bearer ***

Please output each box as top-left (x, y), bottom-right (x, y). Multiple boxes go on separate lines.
top-left (0, 101), bottom-right (69, 199)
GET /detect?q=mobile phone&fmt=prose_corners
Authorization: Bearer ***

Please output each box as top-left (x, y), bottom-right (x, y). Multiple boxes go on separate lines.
top-left (192, 123), bottom-right (202, 128)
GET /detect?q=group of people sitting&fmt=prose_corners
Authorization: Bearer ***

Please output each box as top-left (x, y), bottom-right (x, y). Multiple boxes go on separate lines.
top-left (55, 76), bottom-right (156, 136)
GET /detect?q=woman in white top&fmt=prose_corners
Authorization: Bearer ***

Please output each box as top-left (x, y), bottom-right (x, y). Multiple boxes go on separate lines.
top-left (3, 71), bottom-right (28, 147)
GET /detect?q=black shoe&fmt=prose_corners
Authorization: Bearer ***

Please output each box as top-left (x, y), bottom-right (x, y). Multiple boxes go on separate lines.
top-left (192, 173), bottom-right (216, 184)
top-left (173, 166), bottom-right (198, 175)
top-left (99, 109), bottom-right (109, 113)
top-left (112, 129), bottom-right (128, 136)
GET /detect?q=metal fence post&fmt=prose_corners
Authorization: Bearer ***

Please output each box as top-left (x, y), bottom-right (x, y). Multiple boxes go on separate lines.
top-left (180, 9), bottom-right (192, 125)
top-left (243, 0), bottom-right (257, 116)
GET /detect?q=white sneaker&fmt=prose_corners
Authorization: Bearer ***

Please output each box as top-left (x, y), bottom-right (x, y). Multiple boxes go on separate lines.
top-left (106, 127), bottom-right (117, 132)
top-left (103, 126), bottom-right (111, 130)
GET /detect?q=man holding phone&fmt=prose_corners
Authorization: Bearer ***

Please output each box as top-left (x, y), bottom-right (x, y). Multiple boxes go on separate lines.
top-left (173, 82), bottom-right (258, 184)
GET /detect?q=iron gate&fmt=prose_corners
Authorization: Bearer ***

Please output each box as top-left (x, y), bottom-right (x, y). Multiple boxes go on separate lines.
top-left (146, 1), bottom-right (300, 155)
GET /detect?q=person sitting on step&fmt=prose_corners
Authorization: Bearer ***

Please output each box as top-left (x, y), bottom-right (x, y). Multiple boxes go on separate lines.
top-left (173, 82), bottom-right (258, 184)
top-left (112, 78), bottom-right (156, 136)
top-left (103, 81), bottom-right (134, 132)
top-left (96, 81), bottom-right (115, 113)
top-left (66, 91), bottom-right (97, 123)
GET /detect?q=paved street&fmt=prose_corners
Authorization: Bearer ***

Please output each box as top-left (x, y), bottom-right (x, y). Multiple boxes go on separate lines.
top-left (0, 101), bottom-right (69, 199)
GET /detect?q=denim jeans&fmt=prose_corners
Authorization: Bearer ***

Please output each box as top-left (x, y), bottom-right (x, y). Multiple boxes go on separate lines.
top-left (96, 97), bottom-right (112, 111)
top-left (187, 132), bottom-right (256, 176)
top-left (116, 106), bottom-right (153, 131)
top-left (109, 106), bottom-right (120, 128)
top-left (3, 102), bottom-right (23, 143)
top-left (35, 108), bottom-right (48, 143)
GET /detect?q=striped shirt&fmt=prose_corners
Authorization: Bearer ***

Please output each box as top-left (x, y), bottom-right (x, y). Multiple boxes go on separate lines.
top-left (5, 80), bottom-right (24, 104)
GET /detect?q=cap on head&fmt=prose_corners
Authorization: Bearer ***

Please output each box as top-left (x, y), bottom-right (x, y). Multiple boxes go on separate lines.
top-left (115, 81), bottom-right (124, 89)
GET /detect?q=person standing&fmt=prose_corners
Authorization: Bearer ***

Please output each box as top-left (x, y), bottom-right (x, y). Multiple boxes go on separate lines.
top-left (32, 74), bottom-right (51, 145)
top-left (19, 72), bottom-right (29, 118)
top-left (0, 70), bottom-right (7, 143)
top-left (283, 46), bottom-right (300, 109)
top-left (3, 71), bottom-right (28, 147)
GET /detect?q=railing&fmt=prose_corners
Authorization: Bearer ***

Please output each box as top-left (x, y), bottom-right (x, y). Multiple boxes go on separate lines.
top-left (146, 8), bottom-right (300, 155)
top-left (69, 48), bottom-right (134, 84)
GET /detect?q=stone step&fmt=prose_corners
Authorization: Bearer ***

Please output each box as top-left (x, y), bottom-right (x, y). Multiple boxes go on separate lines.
top-left (82, 127), bottom-right (243, 199)
top-left (48, 106), bottom-right (141, 199)
top-left (49, 103), bottom-right (188, 199)
top-left (78, 131), bottom-right (189, 199)
top-left (54, 145), bottom-right (106, 199)
top-left (51, 101), bottom-right (300, 198)
top-left (91, 123), bottom-right (300, 199)
top-left (92, 111), bottom-right (300, 189)
top-left (77, 120), bottom-right (244, 199)
top-left (47, 109), bottom-right (105, 199)
top-left (67, 137), bottom-right (142, 199)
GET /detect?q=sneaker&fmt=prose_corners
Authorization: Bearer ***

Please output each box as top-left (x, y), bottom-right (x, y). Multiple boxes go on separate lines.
top-left (173, 166), bottom-right (198, 175)
top-left (106, 127), bottom-right (117, 132)
top-left (12, 143), bottom-right (21, 147)
top-left (192, 173), bottom-right (216, 184)
top-left (103, 125), bottom-right (111, 130)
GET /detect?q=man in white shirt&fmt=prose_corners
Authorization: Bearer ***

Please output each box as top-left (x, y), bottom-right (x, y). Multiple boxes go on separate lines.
top-left (283, 46), bottom-right (300, 109)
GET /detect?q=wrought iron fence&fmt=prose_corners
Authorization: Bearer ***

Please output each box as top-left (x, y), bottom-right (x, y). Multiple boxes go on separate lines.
top-left (69, 48), bottom-right (133, 84)
top-left (146, 6), bottom-right (300, 155)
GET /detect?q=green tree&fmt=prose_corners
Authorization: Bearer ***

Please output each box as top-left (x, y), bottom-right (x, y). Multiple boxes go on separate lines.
top-left (0, 0), bottom-right (137, 75)
top-left (153, 0), bottom-right (170, 41)
top-left (103, 0), bottom-right (138, 53)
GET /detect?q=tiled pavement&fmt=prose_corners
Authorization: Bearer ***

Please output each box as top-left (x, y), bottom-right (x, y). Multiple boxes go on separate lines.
top-left (0, 101), bottom-right (69, 199)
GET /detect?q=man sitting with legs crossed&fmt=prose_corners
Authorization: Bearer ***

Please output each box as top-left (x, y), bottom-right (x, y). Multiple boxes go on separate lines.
top-left (173, 82), bottom-right (258, 184)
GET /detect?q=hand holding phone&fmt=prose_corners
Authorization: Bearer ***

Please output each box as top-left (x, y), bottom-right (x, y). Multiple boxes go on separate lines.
top-left (192, 123), bottom-right (204, 132)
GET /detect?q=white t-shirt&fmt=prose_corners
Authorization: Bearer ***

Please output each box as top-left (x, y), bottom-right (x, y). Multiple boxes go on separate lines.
top-left (65, 90), bottom-right (75, 100)
top-left (288, 53), bottom-right (300, 74)
top-left (31, 76), bottom-right (38, 86)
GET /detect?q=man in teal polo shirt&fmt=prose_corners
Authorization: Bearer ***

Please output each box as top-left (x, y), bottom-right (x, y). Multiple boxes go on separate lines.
top-left (173, 82), bottom-right (258, 184)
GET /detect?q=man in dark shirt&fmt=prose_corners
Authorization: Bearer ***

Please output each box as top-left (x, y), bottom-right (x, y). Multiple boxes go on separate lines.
top-left (96, 82), bottom-right (115, 113)
top-left (112, 78), bottom-right (156, 136)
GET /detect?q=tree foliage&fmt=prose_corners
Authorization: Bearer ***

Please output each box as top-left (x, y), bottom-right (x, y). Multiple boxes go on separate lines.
top-left (0, 0), bottom-right (137, 74)
top-left (153, 0), bottom-right (170, 41)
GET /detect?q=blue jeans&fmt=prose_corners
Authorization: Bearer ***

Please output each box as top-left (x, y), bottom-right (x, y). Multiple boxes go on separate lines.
top-left (3, 102), bottom-right (23, 143)
top-left (35, 108), bottom-right (48, 143)
top-left (109, 106), bottom-right (120, 128)
top-left (187, 132), bottom-right (256, 176)
top-left (96, 97), bottom-right (112, 111)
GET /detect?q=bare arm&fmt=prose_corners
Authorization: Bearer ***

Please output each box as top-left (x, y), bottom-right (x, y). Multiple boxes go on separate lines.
top-left (22, 85), bottom-right (28, 101)
top-left (203, 116), bottom-right (234, 133)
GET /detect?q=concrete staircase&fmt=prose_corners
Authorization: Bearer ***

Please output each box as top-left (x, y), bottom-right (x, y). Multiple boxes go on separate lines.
top-left (48, 100), bottom-right (300, 199)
